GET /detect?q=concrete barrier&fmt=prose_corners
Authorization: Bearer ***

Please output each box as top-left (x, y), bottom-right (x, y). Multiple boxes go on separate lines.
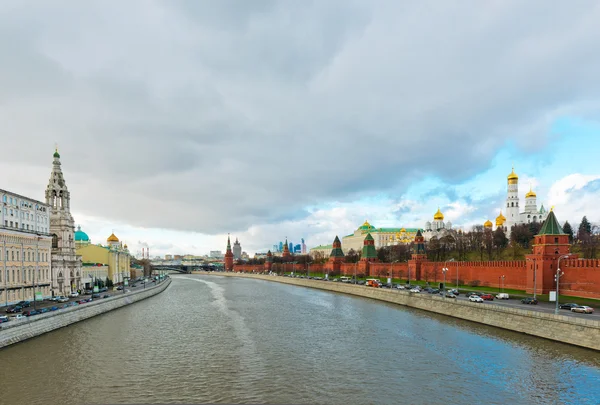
top-left (0, 278), bottom-right (171, 349)
top-left (193, 272), bottom-right (600, 351)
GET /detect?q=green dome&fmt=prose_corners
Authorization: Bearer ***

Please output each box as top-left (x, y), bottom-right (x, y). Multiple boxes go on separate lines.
top-left (53, 148), bottom-right (60, 158)
top-left (74, 226), bottom-right (89, 242)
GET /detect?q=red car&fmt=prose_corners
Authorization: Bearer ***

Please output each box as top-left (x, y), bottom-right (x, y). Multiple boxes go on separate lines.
top-left (481, 294), bottom-right (494, 301)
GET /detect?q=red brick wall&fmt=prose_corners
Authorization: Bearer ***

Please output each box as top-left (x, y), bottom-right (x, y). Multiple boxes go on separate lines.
top-left (560, 259), bottom-right (600, 299)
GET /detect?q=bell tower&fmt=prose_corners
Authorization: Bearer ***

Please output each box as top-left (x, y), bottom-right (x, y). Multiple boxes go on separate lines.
top-left (46, 148), bottom-right (82, 295)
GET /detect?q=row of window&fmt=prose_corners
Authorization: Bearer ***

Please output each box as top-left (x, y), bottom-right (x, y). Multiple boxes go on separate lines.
top-left (2, 207), bottom-right (48, 223)
top-left (507, 202), bottom-right (520, 207)
top-left (3, 220), bottom-right (48, 233)
top-left (2, 195), bottom-right (48, 212)
top-left (0, 267), bottom-right (50, 283)
top-left (1, 249), bottom-right (49, 262)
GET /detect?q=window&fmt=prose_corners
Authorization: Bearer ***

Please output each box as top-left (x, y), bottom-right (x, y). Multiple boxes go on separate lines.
top-left (16, 251), bottom-right (19, 261)
top-left (11, 251), bottom-right (14, 261)
top-left (12, 270), bottom-right (14, 282)
top-left (2, 195), bottom-right (5, 202)
top-left (555, 237), bottom-right (559, 244)
top-left (52, 234), bottom-right (58, 249)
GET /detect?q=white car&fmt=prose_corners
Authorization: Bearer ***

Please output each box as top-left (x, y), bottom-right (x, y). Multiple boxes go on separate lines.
top-left (571, 305), bottom-right (594, 314)
top-left (69, 292), bottom-right (79, 298)
top-left (410, 288), bottom-right (421, 293)
top-left (496, 293), bottom-right (510, 300)
top-left (57, 296), bottom-right (70, 303)
top-left (469, 295), bottom-right (484, 303)
top-left (11, 314), bottom-right (26, 320)
top-left (396, 285), bottom-right (406, 290)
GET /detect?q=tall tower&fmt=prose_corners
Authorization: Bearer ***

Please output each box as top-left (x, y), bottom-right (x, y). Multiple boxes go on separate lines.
top-left (505, 167), bottom-right (520, 233)
top-left (282, 237), bottom-right (291, 260)
top-left (233, 237), bottom-right (242, 260)
top-left (224, 234), bottom-right (234, 271)
top-left (46, 148), bottom-right (82, 295)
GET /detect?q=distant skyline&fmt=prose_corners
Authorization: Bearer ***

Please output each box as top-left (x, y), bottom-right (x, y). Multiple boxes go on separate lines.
top-left (2, 2), bottom-right (600, 256)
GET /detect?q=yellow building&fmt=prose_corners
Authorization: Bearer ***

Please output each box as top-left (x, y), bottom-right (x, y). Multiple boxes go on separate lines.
top-left (341, 220), bottom-right (419, 253)
top-left (76, 231), bottom-right (132, 285)
top-left (1, 189), bottom-right (53, 305)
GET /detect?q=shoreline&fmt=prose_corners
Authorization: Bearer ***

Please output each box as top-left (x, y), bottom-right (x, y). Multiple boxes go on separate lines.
top-left (0, 278), bottom-right (171, 349)
top-left (192, 271), bottom-right (600, 351)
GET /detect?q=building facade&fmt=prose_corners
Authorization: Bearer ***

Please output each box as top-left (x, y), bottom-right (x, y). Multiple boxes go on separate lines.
top-left (1, 190), bottom-right (53, 306)
top-left (342, 220), bottom-right (420, 253)
top-left (46, 149), bottom-right (82, 296)
top-left (76, 231), bottom-right (131, 285)
top-left (423, 209), bottom-right (453, 241)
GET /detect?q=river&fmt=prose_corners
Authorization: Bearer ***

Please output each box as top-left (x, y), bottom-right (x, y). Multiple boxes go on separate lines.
top-left (1, 274), bottom-right (599, 405)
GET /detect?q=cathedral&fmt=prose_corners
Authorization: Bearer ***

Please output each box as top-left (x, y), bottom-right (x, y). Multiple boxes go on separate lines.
top-left (487, 168), bottom-right (548, 235)
top-left (46, 148), bottom-right (82, 295)
top-left (423, 208), bottom-right (453, 241)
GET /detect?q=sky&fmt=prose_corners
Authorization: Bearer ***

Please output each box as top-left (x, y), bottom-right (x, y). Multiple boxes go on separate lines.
top-left (1, 1), bottom-right (600, 257)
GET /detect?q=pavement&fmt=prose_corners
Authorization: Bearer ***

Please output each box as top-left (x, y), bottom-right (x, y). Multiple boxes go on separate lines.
top-left (1, 279), bottom-right (162, 314)
top-left (381, 287), bottom-right (600, 320)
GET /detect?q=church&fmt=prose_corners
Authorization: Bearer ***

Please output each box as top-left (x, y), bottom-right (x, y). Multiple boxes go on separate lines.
top-left (486, 168), bottom-right (548, 234)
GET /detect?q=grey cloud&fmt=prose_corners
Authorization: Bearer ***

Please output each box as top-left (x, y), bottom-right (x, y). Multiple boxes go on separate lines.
top-left (1, 1), bottom-right (600, 236)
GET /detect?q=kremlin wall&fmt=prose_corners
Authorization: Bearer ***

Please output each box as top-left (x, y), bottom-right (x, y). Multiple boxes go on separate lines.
top-left (228, 210), bottom-right (600, 300)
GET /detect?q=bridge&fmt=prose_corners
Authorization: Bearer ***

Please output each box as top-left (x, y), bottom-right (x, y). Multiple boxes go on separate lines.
top-left (152, 263), bottom-right (223, 273)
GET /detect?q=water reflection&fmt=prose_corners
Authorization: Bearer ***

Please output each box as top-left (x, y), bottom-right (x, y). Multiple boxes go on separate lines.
top-left (0, 274), bottom-right (598, 405)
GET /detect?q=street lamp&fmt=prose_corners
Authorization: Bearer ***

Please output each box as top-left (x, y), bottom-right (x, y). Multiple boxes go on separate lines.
top-left (527, 258), bottom-right (538, 299)
top-left (443, 258), bottom-right (455, 291)
top-left (555, 254), bottom-right (572, 315)
top-left (441, 267), bottom-right (448, 297)
top-left (354, 261), bottom-right (357, 285)
top-left (501, 275), bottom-right (505, 292)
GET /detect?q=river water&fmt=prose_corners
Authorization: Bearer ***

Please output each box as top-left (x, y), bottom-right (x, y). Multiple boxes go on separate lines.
top-left (1, 274), bottom-right (599, 405)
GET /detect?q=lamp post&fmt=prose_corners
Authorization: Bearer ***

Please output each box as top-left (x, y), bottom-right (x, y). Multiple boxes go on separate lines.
top-left (354, 261), bottom-right (357, 285)
top-left (555, 254), bottom-right (571, 315)
top-left (441, 267), bottom-right (448, 297)
top-left (444, 258), bottom-right (455, 290)
top-left (501, 275), bottom-right (505, 293)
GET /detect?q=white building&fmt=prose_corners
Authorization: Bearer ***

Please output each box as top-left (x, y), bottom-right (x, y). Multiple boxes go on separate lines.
top-left (209, 250), bottom-right (224, 259)
top-left (423, 208), bottom-right (453, 241)
top-left (1, 190), bottom-right (53, 306)
top-left (500, 168), bottom-right (548, 234)
top-left (46, 148), bottom-right (83, 296)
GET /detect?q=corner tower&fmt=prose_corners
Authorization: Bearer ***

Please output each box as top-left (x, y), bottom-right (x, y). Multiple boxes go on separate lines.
top-left (46, 148), bottom-right (82, 295)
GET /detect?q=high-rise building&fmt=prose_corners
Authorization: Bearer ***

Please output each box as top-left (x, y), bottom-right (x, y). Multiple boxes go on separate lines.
top-left (233, 237), bottom-right (242, 260)
top-left (46, 148), bottom-right (82, 295)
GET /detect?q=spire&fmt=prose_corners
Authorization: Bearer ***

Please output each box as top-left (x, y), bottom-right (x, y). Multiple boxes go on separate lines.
top-left (329, 235), bottom-right (344, 258)
top-left (226, 234), bottom-right (231, 251)
top-left (538, 210), bottom-right (565, 235)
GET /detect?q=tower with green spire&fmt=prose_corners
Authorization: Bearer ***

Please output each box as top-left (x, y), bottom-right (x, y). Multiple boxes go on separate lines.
top-left (361, 233), bottom-right (378, 261)
top-left (224, 234), bottom-right (234, 271)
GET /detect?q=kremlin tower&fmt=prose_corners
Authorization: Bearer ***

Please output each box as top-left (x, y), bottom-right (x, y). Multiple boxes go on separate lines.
top-left (282, 237), bottom-right (291, 260)
top-left (224, 234), bottom-right (234, 271)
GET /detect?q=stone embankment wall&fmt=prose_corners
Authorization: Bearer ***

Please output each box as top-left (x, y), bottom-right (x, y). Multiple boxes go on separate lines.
top-left (0, 278), bottom-right (171, 349)
top-left (194, 272), bottom-right (600, 351)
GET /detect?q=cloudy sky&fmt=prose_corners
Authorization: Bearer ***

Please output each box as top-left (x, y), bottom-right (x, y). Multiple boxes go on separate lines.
top-left (2, 1), bottom-right (600, 257)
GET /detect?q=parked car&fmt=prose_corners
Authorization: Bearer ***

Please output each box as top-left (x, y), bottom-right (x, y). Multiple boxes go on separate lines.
top-left (69, 291), bottom-right (79, 298)
top-left (481, 294), bottom-right (494, 301)
top-left (559, 303), bottom-right (579, 310)
top-left (15, 301), bottom-right (31, 308)
top-left (429, 288), bottom-right (440, 294)
top-left (116, 286), bottom-right (124, 290)
top-left (102, 294), bottom-right (111, 299)
top-left (496, 293), bottom-right (510, 300)
top-left (78, 299), bottom-right (88, 304)
top-left (84, 289), bottom-right (93, 295)
top-left (6, 305), bottom-right (23, 313)
top-left (57, 296), bottom-right (70, 303)
top-left (449, 289), bottom-right (459, 296)
top-left (571, 305), bottom-right (594, 314)
top-left (92, 293), bottom-right (101, 299)
top-left (39, 308), bottom-right (49, 314)
top-left (10, 314), bottom-right (27, 320)
top-left (409, 288), bottom-right (421, 293)
top-left (521, 297), bottom-right (538, 305)
top-left (0, 315), bottom-right (9, 323)
top-left (469, 295), bottom-right (484, 303)
top-left (100, 287), bottom-right (108, 292)
top-left (469, 292), bottom-right (482, 297)
top-left (50, 306), bottom-right (59, 311)
top-left (440, 292), bottom-right (457, 298)
top-left (23, 310), bottom-right (40, 316)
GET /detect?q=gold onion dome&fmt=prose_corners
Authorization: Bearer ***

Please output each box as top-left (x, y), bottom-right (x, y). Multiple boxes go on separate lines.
top-left (433, 208), bottom-right (444, 221)
top-left (107, 233), bottom-right (119, 242)
top-left (484, 220), bottom-right (493, 228)
top-left (496, 211), bottom-right (506, 226)
top-left (507, 167), bottom-right (518, 181)
top-left (526, 186), bottom-right (536, 198)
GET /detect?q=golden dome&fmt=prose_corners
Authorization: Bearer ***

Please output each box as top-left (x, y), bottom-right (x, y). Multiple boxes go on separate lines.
top-left (507, 167), bottom-right (518, 183)
top-left (525, 186), bottom-right (536, 198)
top-left (107, 233), bottom-right (119, 242)
top-left (433, 208), bottom-right (444, 221)
top-left (484, 220), bottom-right (493, 228)
top-left (124, 244), bottom-right (128, 249)
top-left (495, 210), bottom-right (506, 227)
top-left (362, 220), bottom-right (371, 227)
